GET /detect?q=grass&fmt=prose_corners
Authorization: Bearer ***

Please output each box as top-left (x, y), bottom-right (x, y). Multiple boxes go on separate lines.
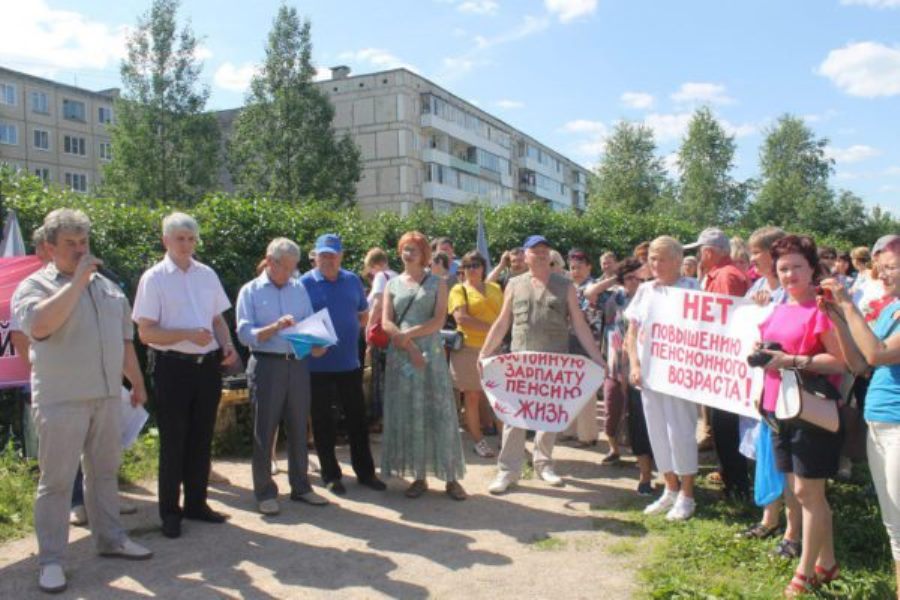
top-left (592, 466), bottom-right (896, 599)
top-left (0, 431), bottom-right (160, 543)
top-left (530, 533), bottom-right (567, 551)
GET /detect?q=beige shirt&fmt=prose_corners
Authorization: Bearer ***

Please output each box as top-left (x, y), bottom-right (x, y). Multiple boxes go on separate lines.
top-left (131, 254), bottom-right (231, 354)
top-left (12, 263), bottom-right (132, 405)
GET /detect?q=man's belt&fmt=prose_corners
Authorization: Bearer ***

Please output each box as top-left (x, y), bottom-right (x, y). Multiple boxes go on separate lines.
top-left (157, 349), bottom-right (220, 364)
top-left (251, 351), bottom-right (300, 361)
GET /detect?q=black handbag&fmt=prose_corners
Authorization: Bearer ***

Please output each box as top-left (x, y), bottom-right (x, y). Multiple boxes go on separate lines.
top-left (442, 284), bottom-right (467, 351)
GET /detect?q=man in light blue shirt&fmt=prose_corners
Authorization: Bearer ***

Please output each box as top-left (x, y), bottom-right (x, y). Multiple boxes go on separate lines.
top-left (236, 238), bottom-right (329, 515)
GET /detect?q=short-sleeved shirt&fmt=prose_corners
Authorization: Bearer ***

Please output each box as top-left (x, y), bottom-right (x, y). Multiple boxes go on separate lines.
top-left (865, 299), bottom-right (900, 423)
top-left (758, 301), bottom-right (835, 412)
top-left (300, 268), bottom-right (368, 372)
top-left (12, 264), bottom-right (132, 405)
top-left (367, 269), bottom-right (398, 306)
top-left (704, 258), bottom-right (750, 297)
top-left (236, 271), bottom-right (314, 354)
top-left (447, 282), bottom-right (502, 349)
top-left (132, 254), bottom-right (231, 354)
top-left (624, 277), bottom-right (699, 358)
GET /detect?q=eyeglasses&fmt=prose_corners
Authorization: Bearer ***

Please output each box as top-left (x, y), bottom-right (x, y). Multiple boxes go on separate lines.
top-left (462, 263), bottom-right (482, 270)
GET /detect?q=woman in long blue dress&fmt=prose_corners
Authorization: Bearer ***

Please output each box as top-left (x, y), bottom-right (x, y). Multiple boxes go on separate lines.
top-left (381, 231), bottom-right (467, 500)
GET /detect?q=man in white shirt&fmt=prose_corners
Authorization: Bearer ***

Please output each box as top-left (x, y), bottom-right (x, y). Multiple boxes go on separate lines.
top-left (132, 212), bottom-right (237, 539)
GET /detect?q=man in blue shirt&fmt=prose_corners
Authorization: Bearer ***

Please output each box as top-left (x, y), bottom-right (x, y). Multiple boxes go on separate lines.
top-left (237, 238), bottom-right (330, 515)
top-left (300, 234), bottom-right (386, 495)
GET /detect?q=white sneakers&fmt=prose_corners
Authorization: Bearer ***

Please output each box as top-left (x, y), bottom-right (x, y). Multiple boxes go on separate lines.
top-left (536, 466), bottom-right (564, 487)
top-left (643, 491), bottom-right (695, 521)
top-left (69, 505), bottom-right (88, 526)
top-left (258, 498), bottom-right (280, 515)
top-left (488, 471), bottom-right (518, 495)
top-left (643, 491), bottom-right (678, 515)
top-left (473, 439), bottom-right (495, 458)
top-left (38, 564), bottom-right (66, 594)
top-left (271, 459), bottom-right (281, 476)
top-left (666, 496), bottom-right (696, 521)
top-left (99, 538), bottom-right (154, 560)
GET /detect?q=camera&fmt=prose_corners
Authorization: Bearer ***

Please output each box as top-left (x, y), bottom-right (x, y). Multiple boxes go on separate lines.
top-left (747, 342), bottom-right (783, 367)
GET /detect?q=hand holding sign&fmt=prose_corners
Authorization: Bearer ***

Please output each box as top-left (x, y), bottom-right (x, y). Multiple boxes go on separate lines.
top-left (480, 351), bottom-right (605, 433)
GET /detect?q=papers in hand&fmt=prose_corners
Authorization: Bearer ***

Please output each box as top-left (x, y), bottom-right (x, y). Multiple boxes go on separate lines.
top-left (279, 308), bottom-right (339, 359)
top-left (120, 387), bottom-right (149, 450)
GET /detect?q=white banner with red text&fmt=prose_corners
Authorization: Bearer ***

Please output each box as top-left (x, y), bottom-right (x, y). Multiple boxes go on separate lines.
top-left (480, 352), bottom-right (605, 432)
top-left (637, 287), bottom-right (768, 419)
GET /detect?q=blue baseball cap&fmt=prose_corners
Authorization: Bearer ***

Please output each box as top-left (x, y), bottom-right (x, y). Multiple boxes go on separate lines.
top-left (314, 233), bottom-right (343, 254)
top-left (523, 235), bottom-right (550, 249)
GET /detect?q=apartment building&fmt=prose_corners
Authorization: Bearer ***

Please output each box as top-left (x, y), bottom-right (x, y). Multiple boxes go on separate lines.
top-left (0, 67), bottom-right (117, 194)
top-left (218, 67), bottom-right (589, 215)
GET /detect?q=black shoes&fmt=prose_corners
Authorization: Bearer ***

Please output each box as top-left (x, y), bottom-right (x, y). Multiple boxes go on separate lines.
top-left (161, 516), bottom-right (181, 539)
top-left (184, 506), bottom-right (229, 523)
top-left (359, 477), bottom-right (387, 491)
top-left (325, 480), bottom-right (347, 495)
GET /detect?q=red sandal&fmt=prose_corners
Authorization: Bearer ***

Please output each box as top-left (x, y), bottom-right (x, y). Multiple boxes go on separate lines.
top-left (784, 571), bottom-right (817, 597)
top-left (815, 562), bottom-right (840, 585)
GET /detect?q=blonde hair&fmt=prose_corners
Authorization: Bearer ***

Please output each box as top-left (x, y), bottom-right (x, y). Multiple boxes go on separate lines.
top-left (549, 249), bottom-right (565, 269)
top-left (730, 236), bottom-right (749, 263)
top-left (363, 247), bottom-right (389, 276)
top-left (650, 236), bottom-right (683, 260)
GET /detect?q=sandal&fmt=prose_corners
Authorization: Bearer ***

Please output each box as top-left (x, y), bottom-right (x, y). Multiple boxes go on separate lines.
top-left (772, 538), bottom-right (802, 559)
top-left (815, 562), bottom-right (840, 585)
top-left (445, 481), bottom-right (468, 501)
top-left (736, 522), bottom-right (779, 540)
top-left (784, 571), bottom-right (817, 597)
top-left (404, 479), bottom-right (428, 498)
top-left (600, 452), bottom-right (621, 465)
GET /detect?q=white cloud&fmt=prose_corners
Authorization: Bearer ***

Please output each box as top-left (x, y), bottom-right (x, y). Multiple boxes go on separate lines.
top-left (0, 0), bottom-right (128, 78)
top-left (440, 15), bottom-right (547, 81)
top-left (824, 144), bottom-right (882, 163)
top-left (495, 99), bottom-right (524, 109)
top-left (722, 119), bottom-right (757, 138)
top-left (643, 112), bottom-right (693, 142)
top-left (841, 0), bottom-right (900, 7)
top-left (314, 67), bottom-right (331, 82)
top-left (886, 166), bottom-right (900, 175)
top-left (194, 45), bottom-right (214, 62)
top-left (337, 48), bottom-right (418, 73)
top-left (213, 62), bottom-right (257, 92)
top-left (560, 119), bottom-right (608, 136)
top-left (621, 91), bottom-right (655, 109)
top-left (663, 153), bottom-right (681, 177)
top-left (671, 82), bottom-right (734, 105)
top-left (474, 15), bottom-right (550, 49)
top-left (458, 0), bottom-right (500, 15)
top-left (544, 0), bottom-right (598, 23)
top-left (879, 184), bottom-right (900, 193)
top-left (802, 109), bottom-right (839, 123)
top-left (818, 42), bottom-right (900, 97)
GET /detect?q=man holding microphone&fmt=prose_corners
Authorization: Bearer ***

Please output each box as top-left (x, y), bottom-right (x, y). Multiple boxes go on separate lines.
top-left (13, 209), bottom-right (152, 594)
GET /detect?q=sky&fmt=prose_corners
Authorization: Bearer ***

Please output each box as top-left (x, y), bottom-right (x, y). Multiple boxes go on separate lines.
top-left (3, 0), bottom-right (900, 213)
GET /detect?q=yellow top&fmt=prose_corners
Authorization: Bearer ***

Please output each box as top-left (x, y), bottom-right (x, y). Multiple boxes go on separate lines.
top-left (447, 282), bottom-right (503, 348)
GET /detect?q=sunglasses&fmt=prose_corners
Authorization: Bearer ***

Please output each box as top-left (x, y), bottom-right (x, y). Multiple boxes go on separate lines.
top-left (462, 263), bottom-right (482, 270)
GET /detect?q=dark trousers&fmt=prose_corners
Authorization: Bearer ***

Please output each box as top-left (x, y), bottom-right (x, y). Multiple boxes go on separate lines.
top-left (310, 369), bottom-right (375, 483)
top-left (710, 407), bottom-right (749, 494)
top-left (153, 353), bottom-right (222, 520)
top-left (72, 466), bottom-right (85, 507)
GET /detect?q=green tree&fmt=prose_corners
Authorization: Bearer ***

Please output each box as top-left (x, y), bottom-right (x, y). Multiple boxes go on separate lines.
top-left (676, 107), bottom-right (747, 225)
top-left (588, 121), bottom-right (667, 214)
top-left (227, 5), bottom-right (361, 205)
top-left (103, 0), bottom-right (219, 203)
top-left (747, 115), bottom-right (835, 233)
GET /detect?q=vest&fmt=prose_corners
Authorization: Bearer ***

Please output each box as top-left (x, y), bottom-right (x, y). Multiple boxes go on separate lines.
top-left (508, 271), bottom-right (571, 353)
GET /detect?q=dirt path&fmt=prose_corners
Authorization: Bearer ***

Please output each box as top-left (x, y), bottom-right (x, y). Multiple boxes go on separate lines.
top-left (0, 436), bottom-right (653, 599)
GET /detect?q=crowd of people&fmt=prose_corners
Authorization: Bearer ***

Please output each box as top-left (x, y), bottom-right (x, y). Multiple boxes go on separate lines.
top-left (8, 207), bottom-right (900, 598)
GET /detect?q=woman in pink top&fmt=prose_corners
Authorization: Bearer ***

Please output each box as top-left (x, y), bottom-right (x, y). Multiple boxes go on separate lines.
top-left (755, 235), bottom-right (847, 597)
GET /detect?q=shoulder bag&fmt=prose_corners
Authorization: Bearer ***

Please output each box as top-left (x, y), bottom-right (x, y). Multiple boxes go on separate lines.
top-left (441, 284), bottom-right (466, 351)
top-left (366, 273), bottom-right (425, 349)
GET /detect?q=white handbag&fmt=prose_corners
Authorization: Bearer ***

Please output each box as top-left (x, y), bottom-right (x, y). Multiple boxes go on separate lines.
top-left (776, 369), bottom-right (840, 433)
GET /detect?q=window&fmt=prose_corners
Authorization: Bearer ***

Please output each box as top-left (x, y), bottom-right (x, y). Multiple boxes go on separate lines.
top-left (30, 91), bottom-right (50, 114)
top-left (33, 129), bottom-right (49, 150)
top-left (63, 135), bottom-right (86, 156)
top-left (34, 168), bottom-right (50, 183)
top-left (0, 82), bottom-right (17, 105)
top-left (64, 172), bottom-right (88, 193)
top-left (99, 142), bottom-right (112, 160)
top-left (63, 99), bottom-right (86, 121)
top-left (0, 122), bottom-right (18, 145)
top-left (98, 106), bottom-right (112, 124)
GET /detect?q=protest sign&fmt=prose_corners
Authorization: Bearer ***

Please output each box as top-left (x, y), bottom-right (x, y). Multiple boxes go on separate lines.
top-left (637, 287), bottom-right (768, 418)
top-left (480, 351), bottom-right (605, 432)
top-left (0, 256), bottom-right (43, 389)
